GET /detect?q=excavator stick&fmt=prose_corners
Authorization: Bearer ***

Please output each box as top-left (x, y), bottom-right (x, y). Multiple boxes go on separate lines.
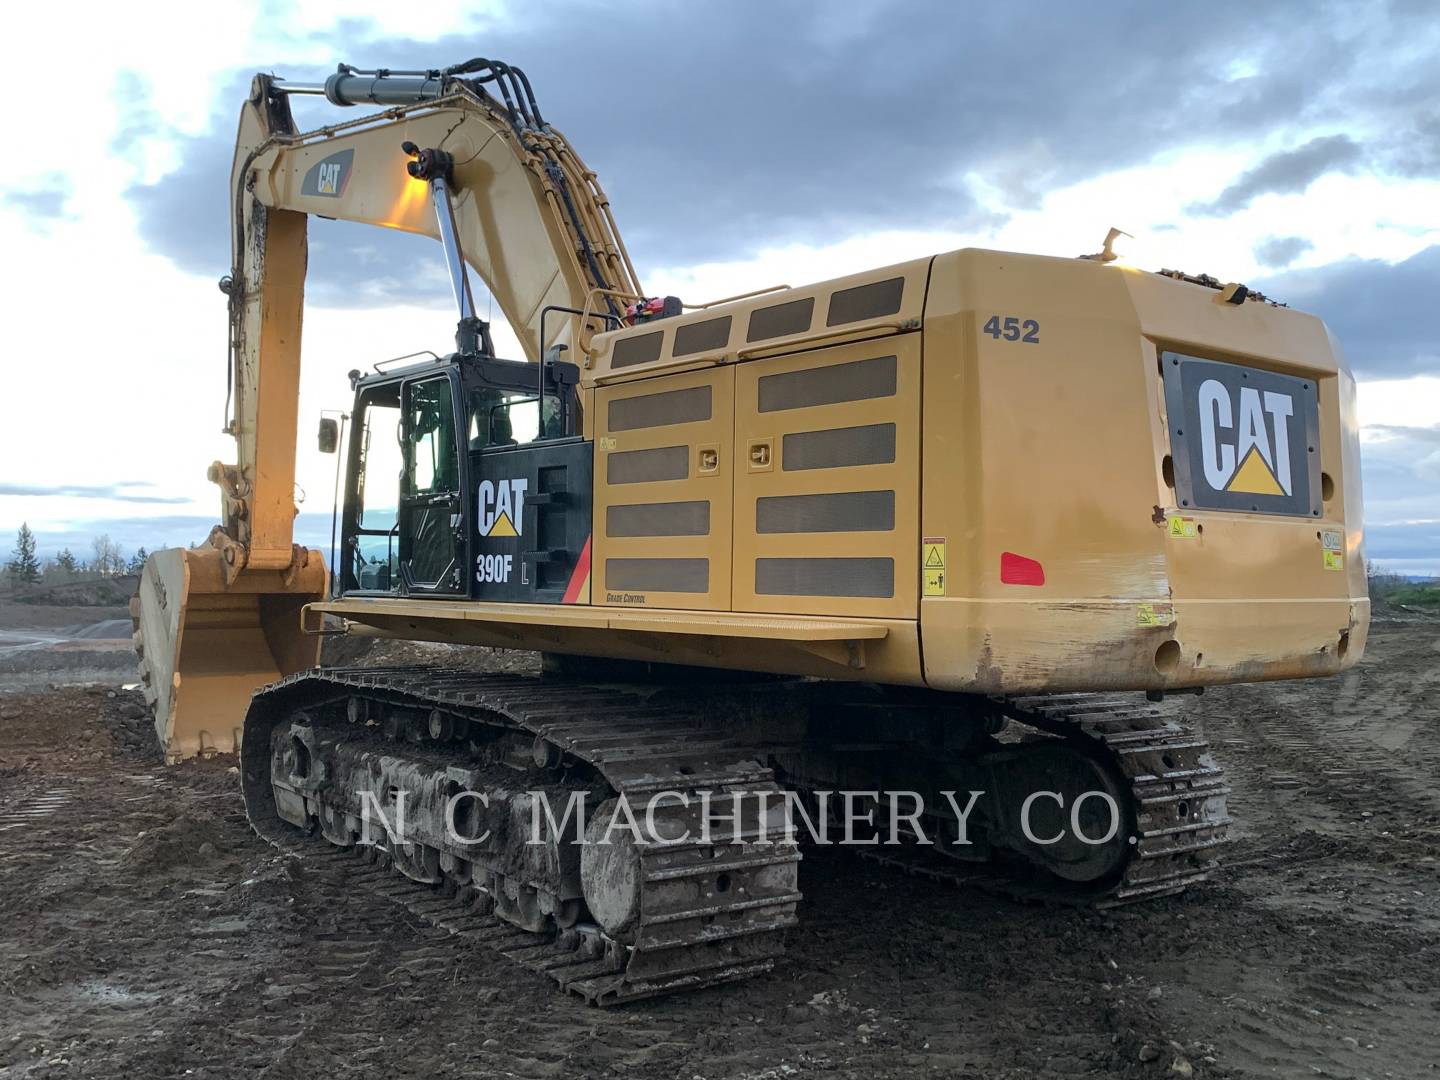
top-left (130, 546), bottom-right (326, 763)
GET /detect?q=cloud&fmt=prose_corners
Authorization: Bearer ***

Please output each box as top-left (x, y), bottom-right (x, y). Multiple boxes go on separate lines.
top-left (1366, 423), bottom-right (1440, 444)
top-left (1345, 411), bottom-right (1440, 574)
top-left (0, 187), bottom-right (68, 222)
top-left (1189, 135), bottom-right (1365, 216)
top-left (1253, 235), bottom-right (1313, 268)
top-left (1256, 245), bottom-right (1440, 378)
top-left (1386, 113), bottom-right (1440, 178)
top-left (1362, 522), bottom-right (1440, 570)
top-left (0, 483), bottom-right (192, 505)
top-left (121, 65), bottom-right (481, 310)
top-left (114, 1), bottom-right (1440, 297)
top-left (1416, 449), bottom-right (1440, 485)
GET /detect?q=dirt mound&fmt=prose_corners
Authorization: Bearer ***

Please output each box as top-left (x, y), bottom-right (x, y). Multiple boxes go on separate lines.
top-left (0, 600), bottom-right (131, 628)
top-left (0, 626), bottom-right (1436, 1078)
top-left (102, 689), bottom-right (163, 758)
top-left (2, 576), bottom-right (138, 608)
top-left (120, 813), bottom-right (230, 874)
top-left (67, 619), bottom-right (133, 640)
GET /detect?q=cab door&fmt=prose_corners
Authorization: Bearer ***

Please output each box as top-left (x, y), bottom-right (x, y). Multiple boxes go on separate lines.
top-left (397, 374), bottom-right (466, 594)
top-left (593, 367), bottom-right (734, 610)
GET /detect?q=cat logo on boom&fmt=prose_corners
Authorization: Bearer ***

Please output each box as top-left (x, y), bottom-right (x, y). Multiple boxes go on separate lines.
top-left (300, 149), bottom-right (354, 198)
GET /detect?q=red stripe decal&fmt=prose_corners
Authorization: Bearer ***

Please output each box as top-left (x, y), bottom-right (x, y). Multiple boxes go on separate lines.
top-left (1000, 551), bottom-right (1045, 586)
top-left (562, 535), bottom-right (592, 604)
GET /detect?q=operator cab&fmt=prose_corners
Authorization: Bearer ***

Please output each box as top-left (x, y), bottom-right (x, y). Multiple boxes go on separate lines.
top-left (328, 351), bottom-right (592, 604)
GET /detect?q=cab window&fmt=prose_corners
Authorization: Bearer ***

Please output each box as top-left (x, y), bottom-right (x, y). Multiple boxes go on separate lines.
top-left (468, 389), bottom-right (564, 452)
top-left (349, 385), bottom-right (403, 590)
top-left (407, 378), bottom-right (459, 495)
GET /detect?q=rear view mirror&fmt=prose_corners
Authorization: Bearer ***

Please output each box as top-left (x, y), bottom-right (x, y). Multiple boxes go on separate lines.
top-left (318, 417), bottom-right (339, 454)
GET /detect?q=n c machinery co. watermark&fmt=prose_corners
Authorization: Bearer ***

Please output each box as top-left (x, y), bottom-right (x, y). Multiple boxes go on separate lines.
top-left (355, 787), bottom-right (1128, 850)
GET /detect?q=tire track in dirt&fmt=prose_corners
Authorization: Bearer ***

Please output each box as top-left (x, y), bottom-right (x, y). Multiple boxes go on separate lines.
top-left (3, 628), bottom-right (1439, 1080)
top-left (1145, 625), bottom-right (1440, 1080)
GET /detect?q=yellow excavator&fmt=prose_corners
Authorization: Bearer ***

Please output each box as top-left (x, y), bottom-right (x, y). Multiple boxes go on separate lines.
top-left (132, 59), bottom-right (1369, 1003)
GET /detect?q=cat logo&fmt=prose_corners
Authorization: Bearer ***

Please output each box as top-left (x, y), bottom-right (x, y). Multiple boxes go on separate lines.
top-left (300, 149), bottom-right (354, 199)
top-left (1162, 352), bottom-right (1319, 517)
top-left (478, 478), bottom-right (528, 538)
top-left (1197, 380), bottom-right (1293, 496)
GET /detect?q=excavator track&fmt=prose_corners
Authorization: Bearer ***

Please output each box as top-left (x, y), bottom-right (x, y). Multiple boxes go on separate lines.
top-left (241, 667), bottom-right (800, 1005)
top-left (242, 669), bottom-right (1229, 1004)
top-left (858, 693), bottom-right (1231, 907)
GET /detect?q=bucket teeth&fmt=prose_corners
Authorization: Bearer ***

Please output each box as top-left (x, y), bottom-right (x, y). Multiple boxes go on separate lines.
top-left (129, 546), bottom-right (326, 761)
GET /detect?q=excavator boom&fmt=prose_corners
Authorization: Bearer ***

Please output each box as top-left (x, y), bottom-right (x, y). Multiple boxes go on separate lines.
top-left (134, 63), bottom-right (637, 759)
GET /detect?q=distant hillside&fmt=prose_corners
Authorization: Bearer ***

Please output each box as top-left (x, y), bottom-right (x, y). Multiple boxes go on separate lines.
top-left (1369, 573), bottom-right (1440, 618)
top-left (0, 574), bottom-right (139, 607)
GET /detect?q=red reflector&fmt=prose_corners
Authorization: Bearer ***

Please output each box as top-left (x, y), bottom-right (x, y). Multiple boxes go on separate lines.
top-left (1000, 551), bottom-right (1045, 586)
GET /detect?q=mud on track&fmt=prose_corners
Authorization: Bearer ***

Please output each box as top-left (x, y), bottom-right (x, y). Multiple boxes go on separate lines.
top-left (0, 625), bottom-right (1436, 1079)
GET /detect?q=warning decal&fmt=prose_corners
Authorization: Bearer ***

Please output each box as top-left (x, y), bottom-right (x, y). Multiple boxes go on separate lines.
top-left (1168, 516), bottom-right (1199, 540)
top-left (1136, 602), bottom-right (1175, 627)
top-left (922, 537), bottom-right (946, 597)
top-left (1323, 549), bottom-right (1345, 572)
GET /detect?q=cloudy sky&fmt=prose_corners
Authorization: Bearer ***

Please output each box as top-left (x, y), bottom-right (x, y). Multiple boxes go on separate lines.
top-left (0, 0), bottom-right (1436, 574)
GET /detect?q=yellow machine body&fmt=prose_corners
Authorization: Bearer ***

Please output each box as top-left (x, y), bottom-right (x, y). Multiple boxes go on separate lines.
top-left (311, 249), bottom-right (1367, 692)
top-left (135, 70), bottom-right (1367, 760)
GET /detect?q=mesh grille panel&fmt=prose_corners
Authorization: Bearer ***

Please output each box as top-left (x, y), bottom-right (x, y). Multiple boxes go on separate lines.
top-left (610, 330), bottom-right (664, 369)
top-left (672, 316), bottom-right (731, 357)
top-left (755, 490), bottom-right (894, 533)
top-left (607, 500), bottom-right (710, 537)
top-left (606, 445), bottom-right (689, 484)
top-left (826, 277), bottom-right (904, 326)
top-left (755, 557), bottom-right (894, 597)
top-left (758, 356), bottom-right (896, 413)
top-left (606, 558), bottom-right (709, 593)
top-left (608, 385), bottom-right (712, 432)
top-left (746, 297), bottom-right (814, 342)
top-left (782, 423), bottom-right (896, 471)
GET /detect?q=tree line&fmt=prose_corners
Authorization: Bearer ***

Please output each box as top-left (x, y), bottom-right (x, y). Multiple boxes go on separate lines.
top-left (4, 523), bottom-right (148, 588)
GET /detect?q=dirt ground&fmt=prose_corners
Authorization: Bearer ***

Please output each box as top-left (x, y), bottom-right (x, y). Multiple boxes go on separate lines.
top-left (0, 612), bottom-right (1436, 1080)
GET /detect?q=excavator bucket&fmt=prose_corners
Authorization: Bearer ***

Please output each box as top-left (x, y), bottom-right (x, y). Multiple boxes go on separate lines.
top-left (129, 546), bottom-right (327, 763)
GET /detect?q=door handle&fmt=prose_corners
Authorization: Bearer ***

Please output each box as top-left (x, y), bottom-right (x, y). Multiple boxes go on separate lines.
top-left (748, 438), bottom-right (773, 472)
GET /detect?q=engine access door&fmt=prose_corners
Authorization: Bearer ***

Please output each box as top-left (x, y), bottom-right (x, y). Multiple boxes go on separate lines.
top-left (594, 368), bottom-right (735, 610)
top-left (733, 334), bottom-right (921, 617)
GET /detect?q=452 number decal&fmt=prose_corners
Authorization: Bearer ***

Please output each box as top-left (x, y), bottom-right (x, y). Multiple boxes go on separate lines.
top-left (982, 315), bottom-right (1040, 343)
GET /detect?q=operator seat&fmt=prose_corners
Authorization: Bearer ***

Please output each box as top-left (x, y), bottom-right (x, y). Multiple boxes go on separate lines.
top-left (490, 411), bottom-right (516, 448)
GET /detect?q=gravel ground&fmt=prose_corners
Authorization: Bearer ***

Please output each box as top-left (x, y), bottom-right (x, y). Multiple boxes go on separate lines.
top-left (0, 622), bottom-right (1436, 1079)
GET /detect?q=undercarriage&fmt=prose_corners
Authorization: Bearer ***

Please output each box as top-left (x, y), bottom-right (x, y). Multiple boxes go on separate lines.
top-left (242, 668), bottom-right (1229, 1004)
